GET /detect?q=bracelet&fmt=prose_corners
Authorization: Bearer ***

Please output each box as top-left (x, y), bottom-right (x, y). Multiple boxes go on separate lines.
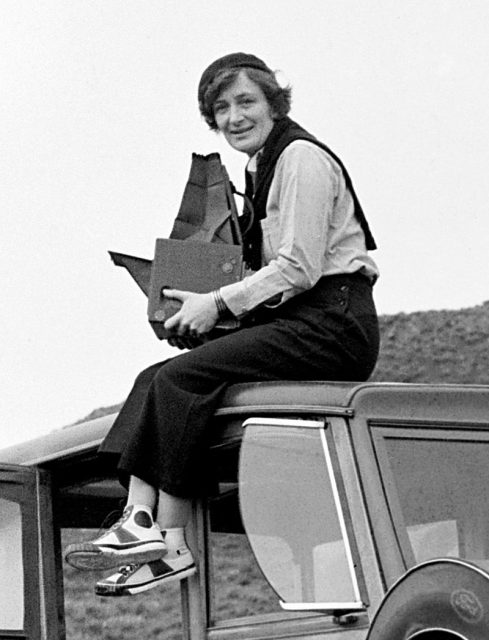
top-left (212, 289), bottom-right (228, 317)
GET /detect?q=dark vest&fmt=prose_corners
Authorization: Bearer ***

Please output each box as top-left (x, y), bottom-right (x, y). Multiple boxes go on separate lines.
top-left (239, 117), bottom-right (376, 270)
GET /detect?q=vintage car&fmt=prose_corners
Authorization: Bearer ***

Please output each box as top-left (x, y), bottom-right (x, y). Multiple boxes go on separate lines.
top-left (1, 381), bottom-right (489, 639)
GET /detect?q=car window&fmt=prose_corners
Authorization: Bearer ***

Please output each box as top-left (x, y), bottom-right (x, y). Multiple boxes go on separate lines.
top-left (0, 497), bottom-right (24, 630)
top-left (374, 430), bottom-right (489, 571)
top-left (239, 418), bottom-right (364, 611)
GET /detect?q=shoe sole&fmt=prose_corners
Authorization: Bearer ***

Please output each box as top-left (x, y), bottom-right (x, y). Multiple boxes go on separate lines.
top-left (95, 564), bottom-right (197, 597)
top-left (65, 541), bottom-right (167, 571)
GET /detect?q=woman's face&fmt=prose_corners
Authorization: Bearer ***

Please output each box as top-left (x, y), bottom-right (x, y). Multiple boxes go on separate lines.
top-left (213, 71), bottom-right (275, 156)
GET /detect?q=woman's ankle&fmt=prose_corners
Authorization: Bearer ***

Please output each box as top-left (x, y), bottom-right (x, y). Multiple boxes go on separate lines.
top-left (126, 475), bottom-right (157, 508)
top-left (156, 490), bottom-right (191, 529)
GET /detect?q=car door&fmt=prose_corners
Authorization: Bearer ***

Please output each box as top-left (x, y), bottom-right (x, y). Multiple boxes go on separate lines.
top-left (0, 464), bottom-right (63, 640)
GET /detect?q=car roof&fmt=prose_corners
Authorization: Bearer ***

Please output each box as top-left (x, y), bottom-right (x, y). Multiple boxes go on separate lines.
top-left (2, 381), bottom-right (489, 466)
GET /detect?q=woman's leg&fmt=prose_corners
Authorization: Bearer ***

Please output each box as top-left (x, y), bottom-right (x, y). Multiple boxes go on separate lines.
top-left (94, 487), bottom-right (196, 597)
top-left (125, 477), bottom-right (191, 529)
top-left (126, 475), bottom-right (157, 509)
top-left (66, 475), bottom-right (196, 596)
top-left (90, 275), bottom-right (378, 593)
top-left (92, 488), bottom-right (195, 597)
top-left (117, 300), bottom-right (371, 499)
top-left (64, 475), bottom-right (167, 571)
top-left (156, 490), bottom-right (191, 529)
top-left (109, 275), bottom-right (378, 503)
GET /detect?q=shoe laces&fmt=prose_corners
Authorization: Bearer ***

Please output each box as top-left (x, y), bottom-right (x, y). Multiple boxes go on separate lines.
top-left (107, 507), bottom-right (131, 532)
top-left (119, 563), bottom-right (139, 577)
top-left (96, 504), bottom-right (130, 536)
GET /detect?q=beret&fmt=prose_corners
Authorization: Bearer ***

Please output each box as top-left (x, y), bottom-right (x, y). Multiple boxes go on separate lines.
top-left (198, 52), bottom-right (273, 106)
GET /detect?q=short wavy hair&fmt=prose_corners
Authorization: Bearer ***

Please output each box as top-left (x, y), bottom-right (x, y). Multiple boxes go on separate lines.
top-left (200, 67), bottom-right (292, 131)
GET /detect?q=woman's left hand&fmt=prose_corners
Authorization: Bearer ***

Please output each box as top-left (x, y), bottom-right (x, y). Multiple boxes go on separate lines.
top-left (163, 289), bottom-right (219, 336)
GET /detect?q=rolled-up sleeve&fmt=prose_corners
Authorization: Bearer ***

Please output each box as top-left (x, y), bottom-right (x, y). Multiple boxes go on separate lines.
top-left (220, 141), bottom-right (339, 317)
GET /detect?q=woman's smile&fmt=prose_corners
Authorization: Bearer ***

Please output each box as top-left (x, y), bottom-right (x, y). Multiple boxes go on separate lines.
top-left (229, 125), bottom-right (256, 143)
top-left (231, 126), bottom-right (253, 134)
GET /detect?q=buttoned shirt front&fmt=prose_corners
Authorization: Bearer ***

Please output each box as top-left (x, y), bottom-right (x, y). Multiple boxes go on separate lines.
top-left (220, 140), bottom-right (379, 318)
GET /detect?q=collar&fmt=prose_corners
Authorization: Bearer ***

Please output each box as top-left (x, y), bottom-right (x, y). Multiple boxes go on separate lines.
top-left (246, 149), bottom-right (263, 173)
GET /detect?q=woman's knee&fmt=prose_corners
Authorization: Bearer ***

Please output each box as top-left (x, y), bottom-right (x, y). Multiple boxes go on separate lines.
top-left (153, 349), bottom-right (203, 384)
top-left (152, 344), bottom-right (232, 394)
top-left (133, 359), bottom-right (173, 387)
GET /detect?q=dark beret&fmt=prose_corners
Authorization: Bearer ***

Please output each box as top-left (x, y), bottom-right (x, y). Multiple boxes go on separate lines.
top-left (198, 52), bottom-right (273, 106)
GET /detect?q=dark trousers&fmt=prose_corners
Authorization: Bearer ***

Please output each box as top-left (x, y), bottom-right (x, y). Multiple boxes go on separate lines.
top-left (99, 274), bottom-right (379, 497)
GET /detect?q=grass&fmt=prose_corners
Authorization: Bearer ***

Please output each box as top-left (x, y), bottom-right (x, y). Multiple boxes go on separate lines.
top-left (62, 529), bottom-right (182, 640)
top-left (62, 529), bottom-right (280, 639)
top-left (210, 532), bottom-right (280, 623)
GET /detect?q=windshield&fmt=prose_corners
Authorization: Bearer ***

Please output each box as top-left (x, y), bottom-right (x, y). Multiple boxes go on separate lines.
top-left (375, 431), bottom-right (489, 570)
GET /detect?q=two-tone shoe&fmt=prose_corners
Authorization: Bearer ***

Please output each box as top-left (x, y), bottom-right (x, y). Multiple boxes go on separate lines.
top-left (95, 547), bottom-right (196, 596)
top-left (64, 505), bottom-right (167, 571)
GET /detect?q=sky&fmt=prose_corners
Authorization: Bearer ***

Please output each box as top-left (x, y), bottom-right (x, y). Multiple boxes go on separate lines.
top-left (1, 0), bottom-right (489, 450)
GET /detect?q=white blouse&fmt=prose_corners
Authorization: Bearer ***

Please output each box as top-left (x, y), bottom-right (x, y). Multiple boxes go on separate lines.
top-left (220, 140), bottom-right (379, 318)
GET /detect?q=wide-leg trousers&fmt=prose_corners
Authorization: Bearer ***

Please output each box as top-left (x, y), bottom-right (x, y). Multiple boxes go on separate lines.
top-left (99, 273), bottom-right (379, 498)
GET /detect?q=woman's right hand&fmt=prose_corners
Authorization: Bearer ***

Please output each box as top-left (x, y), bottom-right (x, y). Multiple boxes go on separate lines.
top-left (163, 289), bottom-right (219, 336)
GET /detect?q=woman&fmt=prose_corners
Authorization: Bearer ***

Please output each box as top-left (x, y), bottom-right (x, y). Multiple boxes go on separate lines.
top-left (65, 52), bottom-right (380, 597)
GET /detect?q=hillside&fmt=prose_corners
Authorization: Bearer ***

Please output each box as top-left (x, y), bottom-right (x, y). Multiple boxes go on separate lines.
top-left (76, 300), bottom-right (489, 426)
top-left (371, 300), bottom-right (489, 384)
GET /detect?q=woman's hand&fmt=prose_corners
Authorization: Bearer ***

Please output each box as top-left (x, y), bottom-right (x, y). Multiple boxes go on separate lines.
top-left (163, 289), bottom-right (219, 337)
top-left (167, 335), bottom-right (204, 350)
